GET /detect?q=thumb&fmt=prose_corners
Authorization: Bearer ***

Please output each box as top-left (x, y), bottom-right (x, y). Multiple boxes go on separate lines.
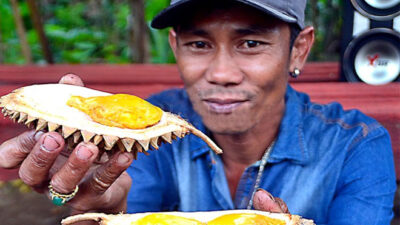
top-left (253, 189), bottom-right (289, 213)
top-left (59, 74), bottom-right (84, 86)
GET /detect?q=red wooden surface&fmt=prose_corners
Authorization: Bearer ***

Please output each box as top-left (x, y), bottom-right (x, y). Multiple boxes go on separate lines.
top-left (0, 63), bottom-right (399, 181)
top-left (0, 62), bottom-right (340, 84)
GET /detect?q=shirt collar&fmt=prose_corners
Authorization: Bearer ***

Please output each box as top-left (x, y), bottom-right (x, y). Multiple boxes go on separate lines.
top-left (268, 85), bottom-right (311, 165)
top-left (183, 86), bottom-right (312, 165)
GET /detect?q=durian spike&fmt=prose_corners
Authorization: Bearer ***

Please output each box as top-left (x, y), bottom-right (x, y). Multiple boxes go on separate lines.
top-left (36, 119), bottom-right (47, 131)
top-left (121, 138), bottom-right (135, 152)
top-left (103, 135), bottom-right (119, 150)
top-left (48, 122), bottom-right (60, 132)
top-left (137, 139), bottom-right (150, 151)
top-left (25, 115), bottom-right (37, 125)
top-left (81, 130), bottom-right (96, 142)
top-left (93, 135), bottom-right (103, 145)
top-left (73, 131), bottom-right (81, 143)
top-left (150, 137), bottom-right (159, 150)
top-left (62, 126), bottom-right (77, 139)
top-left (161, 132), bottom-right (172, 144)
top-left (17, 112), bottom-right (28, 124)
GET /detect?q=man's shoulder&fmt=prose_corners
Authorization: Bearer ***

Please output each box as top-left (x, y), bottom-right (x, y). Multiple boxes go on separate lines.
top-left (292, 88), bottom-right (389, 148)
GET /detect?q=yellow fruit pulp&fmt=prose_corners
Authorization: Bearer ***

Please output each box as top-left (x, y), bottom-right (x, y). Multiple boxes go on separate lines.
top-left (67, 94), bottom-right (163, 129)
top-left (131, 213), bottom-right (286, 225)
top-left (207, 213), bottom-right (286, 225)
top-left (132, 214), bottom-right (204, 225)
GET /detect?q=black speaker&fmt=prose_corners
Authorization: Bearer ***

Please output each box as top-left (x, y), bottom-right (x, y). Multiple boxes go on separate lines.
top-left (341, 0), bottom-right (400, 85)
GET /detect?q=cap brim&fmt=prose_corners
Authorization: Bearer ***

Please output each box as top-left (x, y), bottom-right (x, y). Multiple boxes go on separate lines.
top-left (151, 0), bottom-right (300, 29)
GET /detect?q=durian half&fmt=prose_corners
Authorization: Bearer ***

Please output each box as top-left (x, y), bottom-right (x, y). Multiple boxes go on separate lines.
top-left (0, 84), bottom-right (222, 158)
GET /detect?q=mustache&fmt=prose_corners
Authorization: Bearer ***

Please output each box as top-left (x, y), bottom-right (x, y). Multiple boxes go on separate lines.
top-left (196, 87), bottom-right (256, 100)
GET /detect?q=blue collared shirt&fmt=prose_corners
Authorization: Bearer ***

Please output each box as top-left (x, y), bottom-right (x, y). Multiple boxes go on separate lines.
top-left (126, 85), bottom-right (396, 225)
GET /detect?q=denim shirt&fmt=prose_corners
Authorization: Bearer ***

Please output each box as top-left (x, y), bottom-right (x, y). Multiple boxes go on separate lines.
top-left (126, 85), bottom-right (396, 225)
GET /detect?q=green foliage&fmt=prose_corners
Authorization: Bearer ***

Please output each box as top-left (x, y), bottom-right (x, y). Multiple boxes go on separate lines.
top-left (0, 0), bottom-right (342, 64)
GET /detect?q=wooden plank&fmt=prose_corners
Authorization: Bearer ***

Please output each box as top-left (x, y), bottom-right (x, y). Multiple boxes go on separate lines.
top-left (0, 62), bottom-right (340, 84)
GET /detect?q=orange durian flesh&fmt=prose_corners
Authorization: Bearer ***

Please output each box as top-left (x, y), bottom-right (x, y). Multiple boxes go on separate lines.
top-left (133, 213), bottom-right (204, 225)
top-left (208, 213), bottom-right (286, 225)
top-left (67, 94), bottom-right (163, 129)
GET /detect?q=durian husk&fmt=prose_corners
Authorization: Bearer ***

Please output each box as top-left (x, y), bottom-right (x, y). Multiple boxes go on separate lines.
top-left (0, 84), bottom-right (222, 157)
top-left (61, 210), bottom-right (315, 225)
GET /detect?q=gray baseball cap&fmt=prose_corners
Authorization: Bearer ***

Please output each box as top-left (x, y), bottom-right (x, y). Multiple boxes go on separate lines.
top-left (151, 0), bottom-right (306, 29)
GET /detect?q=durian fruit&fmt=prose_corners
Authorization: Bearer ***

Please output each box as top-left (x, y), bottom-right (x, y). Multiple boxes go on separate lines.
top-left (0, 84), bottom-right (222, 158)
top-left (61, 210), bottom-right (315, 225)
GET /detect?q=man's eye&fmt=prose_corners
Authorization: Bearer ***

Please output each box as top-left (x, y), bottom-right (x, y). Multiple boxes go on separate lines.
top-left (243, 40), bottom-right (261, 48)
top-left (190, 41), bottom-right (208, 48)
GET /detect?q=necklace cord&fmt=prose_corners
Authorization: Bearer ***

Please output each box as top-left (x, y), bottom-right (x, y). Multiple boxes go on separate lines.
top-left (247, 140), bottom-right (276, 209)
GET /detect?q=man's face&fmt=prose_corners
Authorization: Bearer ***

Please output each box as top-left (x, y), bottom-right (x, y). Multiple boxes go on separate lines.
top-left (170, 5), bottom-right (292, 135)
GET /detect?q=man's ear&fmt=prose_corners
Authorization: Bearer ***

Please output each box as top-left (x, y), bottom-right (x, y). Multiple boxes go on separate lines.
top-left (169, 29), bottom-right (178, 57)
top-left (289, 26), bottom-right (314, 72)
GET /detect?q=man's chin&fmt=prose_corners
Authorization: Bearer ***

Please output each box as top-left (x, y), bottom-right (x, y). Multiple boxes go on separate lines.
top-left (203, 120), bottom-right (252, 135)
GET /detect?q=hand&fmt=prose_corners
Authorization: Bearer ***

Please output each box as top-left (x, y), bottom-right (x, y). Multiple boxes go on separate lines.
top-left (0, 74), bottom-right (134, 223)
top-left (253, 188), bottom-right (290, 213)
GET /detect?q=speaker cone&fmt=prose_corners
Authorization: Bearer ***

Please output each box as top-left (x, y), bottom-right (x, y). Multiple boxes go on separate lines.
top-left (343, 28), bottom-right (400, 85)
top-left (351, 0), bottom-right (400, 20)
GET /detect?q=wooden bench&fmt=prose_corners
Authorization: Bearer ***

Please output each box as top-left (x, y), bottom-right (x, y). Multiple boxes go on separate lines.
top-left (0, 63), bottom-right (399, 181)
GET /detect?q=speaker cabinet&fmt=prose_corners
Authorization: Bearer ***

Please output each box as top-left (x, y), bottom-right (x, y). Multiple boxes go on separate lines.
top-left (341, 0), bottom-right (400, 85)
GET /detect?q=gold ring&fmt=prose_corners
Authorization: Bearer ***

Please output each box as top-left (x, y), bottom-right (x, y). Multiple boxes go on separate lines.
top-left (48, 184), bottom-right (79, 206)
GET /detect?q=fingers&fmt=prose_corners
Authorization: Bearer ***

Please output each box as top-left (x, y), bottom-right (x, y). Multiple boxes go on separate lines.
top-left (50, 142), bottom-right (99, 194)
top-left (0, 130), bottom-right (43, 168)
top-left (59, 74), bottom-right (84, 86)
top-left (253, 189), bottom-right (290, 213)
top-left (18, 132), bottom-right (65, 188)
top-left (86, 151), bottom-right (133, 195)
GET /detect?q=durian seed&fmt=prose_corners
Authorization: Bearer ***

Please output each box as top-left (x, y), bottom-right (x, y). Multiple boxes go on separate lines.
top-left (81, 130), bottom-right (95, 142)
top-left (48, 122), bottom-right (60, 132)
top-left (103, 135), bottom-right (119, 150)
top-left (150, 137), bottom-right (159, 150)
top-left (36, 119), bottom-right (47, 131)
top-left (171, 133), bottom-right (178, 140)
top-left (62, 126), bottom-right (77, 139)
top-left (93, 135), bottom-right (103, 145)
top-left (1, 108), bottom-right (6, 114)
top-left (138, 139), bottom-right (150, 151)
top-left (161, 132), bottom-right (172, 144)
top-left (17, 112), bottom-right (28, 124)
top-left (73, 131), bottom-right (81, 143)
top-left (121, 138), bottom-right (135, 152)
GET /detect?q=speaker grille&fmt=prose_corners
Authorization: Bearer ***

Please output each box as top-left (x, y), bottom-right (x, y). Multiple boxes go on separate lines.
top-left (351, 0), bottom-right (400, 20)
top-left (343, 28), bottom-right (400, 85)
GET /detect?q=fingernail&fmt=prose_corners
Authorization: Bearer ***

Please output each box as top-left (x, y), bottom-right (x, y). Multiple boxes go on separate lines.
top-left (34, 131), bottom-right (44, 142)
top-left (117, 153), bottom-right (131, 165)
top-left (76, 144), bottom-right (94, 160)
top-left (41, 135), bottom-right (60, 152)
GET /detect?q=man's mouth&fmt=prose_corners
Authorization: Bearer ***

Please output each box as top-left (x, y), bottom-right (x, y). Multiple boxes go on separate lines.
top-left (203, 98), bottom-right (247, 114)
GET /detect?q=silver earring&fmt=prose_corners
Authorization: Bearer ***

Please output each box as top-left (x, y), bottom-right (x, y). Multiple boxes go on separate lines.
top-left (289, 68), bottom-right (301, 78)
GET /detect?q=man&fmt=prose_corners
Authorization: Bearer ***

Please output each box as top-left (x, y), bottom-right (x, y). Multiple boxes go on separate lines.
top-left (0, 0), bottom-right (396, 224)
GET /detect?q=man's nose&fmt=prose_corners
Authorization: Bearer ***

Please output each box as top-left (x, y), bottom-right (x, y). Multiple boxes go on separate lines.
top-left (205, 49), bottom-right (244, 86)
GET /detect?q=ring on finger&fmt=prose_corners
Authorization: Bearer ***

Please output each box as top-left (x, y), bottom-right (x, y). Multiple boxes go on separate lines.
top-left (48, 184), bottom-right (79, 206)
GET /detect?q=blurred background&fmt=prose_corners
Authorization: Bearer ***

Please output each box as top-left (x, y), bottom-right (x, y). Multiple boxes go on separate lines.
top-left (0, 0), bottom-right (343, 64)
top-left (0, 0), bottom-right (399, 225)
